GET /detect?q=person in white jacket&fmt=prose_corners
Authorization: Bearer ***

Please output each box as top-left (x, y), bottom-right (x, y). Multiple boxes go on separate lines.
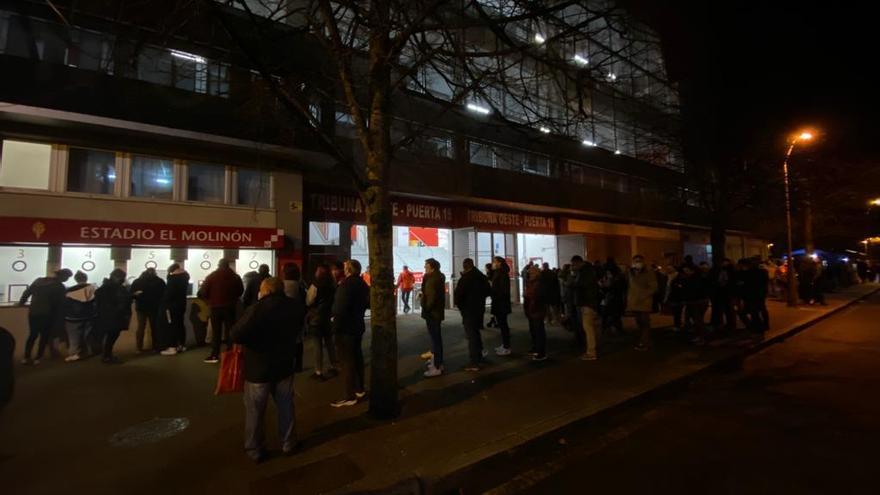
top-left (64, 271), bottom-right (97, 362)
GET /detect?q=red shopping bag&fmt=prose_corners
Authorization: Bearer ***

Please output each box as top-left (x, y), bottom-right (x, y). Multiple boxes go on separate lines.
top-left (214, 345), bottom-right (244, 395)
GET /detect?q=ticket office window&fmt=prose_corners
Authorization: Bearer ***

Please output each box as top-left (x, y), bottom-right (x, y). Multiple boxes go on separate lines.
top-left (127, 247), bottom-right (174, 284)
top-left (237, 249), bottom-right (274, 278)
top-left (0, 246), bottom-right (49, 303)
top-left (186, 248), bottom-right (224, 293)
top-left (61, 246), bottom-right (114, 286)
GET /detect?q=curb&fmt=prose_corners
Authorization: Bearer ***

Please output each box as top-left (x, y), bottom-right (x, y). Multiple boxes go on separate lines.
top-left (419, 287), bottom-right (880, 495)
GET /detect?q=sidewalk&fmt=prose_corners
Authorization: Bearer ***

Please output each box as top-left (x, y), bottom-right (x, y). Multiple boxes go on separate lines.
top-left (1, 284), bottom-right (876, 495)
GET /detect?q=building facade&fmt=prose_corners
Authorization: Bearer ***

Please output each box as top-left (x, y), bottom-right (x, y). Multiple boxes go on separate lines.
top-left (0, 1), bottom-right (765, 342)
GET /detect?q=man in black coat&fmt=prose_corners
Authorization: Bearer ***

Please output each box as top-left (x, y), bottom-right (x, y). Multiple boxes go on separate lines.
top-left (490, 257), bottom-right (513, 356)
top-left (94, 269), bottom-right (132, 364)
top-left (19, 268), bottom-right (71, 364)
top-left (454, 258), bottom-right (491, 371)
top-left (158, 264), bottom-right (190, 356)
top-left (130, 268), bottom-right (166, 353)
top-left (330, 260), bottom-right (370, 408)
top-left (232, 277), bottom-right (304, 463)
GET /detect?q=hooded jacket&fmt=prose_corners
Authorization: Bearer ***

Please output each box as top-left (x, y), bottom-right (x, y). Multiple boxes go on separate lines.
top-left (65, 283), bottom-right (97, 322)
top-left (94, 278), bottom-right (131, 332)
top-left (162, 270), bottom-right (190, 312)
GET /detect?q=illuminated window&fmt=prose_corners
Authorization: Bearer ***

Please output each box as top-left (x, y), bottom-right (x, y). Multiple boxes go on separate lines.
top-left (67, 147), bottom-right (116, 195)
top-left (130, 155), bottom-right (174, 200)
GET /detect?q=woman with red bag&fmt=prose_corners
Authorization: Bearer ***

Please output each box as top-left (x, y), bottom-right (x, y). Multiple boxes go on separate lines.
top-left (230, 277), bottom-right (305, 463)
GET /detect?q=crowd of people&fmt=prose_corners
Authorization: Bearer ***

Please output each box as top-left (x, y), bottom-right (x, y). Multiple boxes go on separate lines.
top-left (11, 250), bottom-right (872, 461)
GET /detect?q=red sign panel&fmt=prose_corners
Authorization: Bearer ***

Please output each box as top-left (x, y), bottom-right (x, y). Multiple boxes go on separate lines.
top-left (0, 217), bottom-right (284, 248)
top-left (309, 192), bottom-right (454, 228)
top-left (308, 192), bottom-right (557, 234)
top-left (465, 209), bottom-right (556, 234)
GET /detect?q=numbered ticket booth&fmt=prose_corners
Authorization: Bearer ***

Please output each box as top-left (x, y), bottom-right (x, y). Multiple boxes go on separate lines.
top-left (0, 216), bottom-right (284, 348)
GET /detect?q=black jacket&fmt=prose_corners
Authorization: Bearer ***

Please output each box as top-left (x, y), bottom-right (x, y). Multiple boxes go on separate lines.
top-left (490, 264), bottom-right (511, 316)
top-left (454, 268), bottom-right (490, 319)
top-left (64, 283), bottom-right (96, 322)
top-left (162, 272), bottom-right (190, 312)
top-left (130, 273), bottom-right (166, 312)
top-left (242, 271), bottom-right (270, 308)
top-left (307, 276), bottom-right (336, 327)
top-left (232, 293), bottom-right (304, 383)
top-left (540, 268), bottom-right (561, 305)
top-left (569, 263), bottom-right (599, 309)
top-left (19, 276), bottom-right (65, 317)
top-left (332, 275), bottom-right (370, 335)
top-left (420, 270), bottom-right (446, 321)
top-left (94, 279), bottom-right (132, 332)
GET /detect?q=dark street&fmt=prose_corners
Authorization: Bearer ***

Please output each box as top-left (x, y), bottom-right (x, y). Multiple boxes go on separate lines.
top-left (474, 294), bottom-right (880, 495)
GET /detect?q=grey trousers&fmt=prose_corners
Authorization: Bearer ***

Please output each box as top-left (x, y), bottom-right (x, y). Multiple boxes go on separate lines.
top-left (243, 376), bottom-right (296, 459)
top-left (65, 320), bottom-right (92, 356)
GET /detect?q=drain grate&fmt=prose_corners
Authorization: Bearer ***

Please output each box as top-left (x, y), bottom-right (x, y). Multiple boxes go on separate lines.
top-left (109, 417), bottom-right (190, 447)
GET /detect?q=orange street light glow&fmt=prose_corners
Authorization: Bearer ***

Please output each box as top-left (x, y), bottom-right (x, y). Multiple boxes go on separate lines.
top-left (870, 198), bottom-right (880, 206)
top-left (798, 131), bottom-right (813, 141)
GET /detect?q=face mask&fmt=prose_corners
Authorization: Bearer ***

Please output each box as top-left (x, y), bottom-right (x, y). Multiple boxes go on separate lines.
top-left (633, 262), bottom-right (645, 270)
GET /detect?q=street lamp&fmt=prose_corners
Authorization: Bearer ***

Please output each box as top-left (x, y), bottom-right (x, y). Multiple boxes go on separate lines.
top-left (782, 129), bottom-right (815, 307)
top-left (869, 198), bottom-right (880, 207)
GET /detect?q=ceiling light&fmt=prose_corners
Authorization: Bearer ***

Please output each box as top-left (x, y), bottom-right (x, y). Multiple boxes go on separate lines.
top-left (534, 33), bottom-right (546, 44)
top-left (582, 139), bottom-right (596, 147)
top-left (573, 54), bottom-right (589, 65)
top-left (466, 103), bottom-right (491, 115)
top-left (170, 49), bottom-right (206, 64)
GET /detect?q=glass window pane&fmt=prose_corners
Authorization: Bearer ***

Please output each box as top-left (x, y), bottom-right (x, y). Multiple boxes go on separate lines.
top-left (0, 246), bottom-right (49, 303)
top-left (187, 163), bottom-right (225, 203)
top-left (61, 246), bottom-right (114, 284)
top-left (0, 140), bottom-right (51, 190)
top-left (237, 249), bottom-right (274, 277)
top-left (67, 147), bottom-right (116, 194)
top-left (237, 169), bottom-right (270, 208)
top-left (130, 155), bottom-right (173, 200)
top-left (127, 248), bottom-right (173, 285)
top-left (309, 222), bottom-right (340, 246)
top-left (187, 248), bottom-right (224, 293)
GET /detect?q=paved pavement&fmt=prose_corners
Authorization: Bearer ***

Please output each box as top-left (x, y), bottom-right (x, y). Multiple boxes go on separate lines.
top-left (0, 284), bottom-right (876, 495)
top-left (475, 292), bottom-right (880, 495)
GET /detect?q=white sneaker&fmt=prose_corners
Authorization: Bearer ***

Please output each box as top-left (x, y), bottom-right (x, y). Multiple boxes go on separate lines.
top-left (355, 391), bottom-right (367, 399)
top-left (495, 346), bottom-right (511, 356)
top-left (65, 354), bottom-right (81, 362)
top-left (424, 365), bottom-right (443, 378)
top-left (160, 347), bottom-right (178, 356)
top-left (330, 399), bottom-right (358, 408)
top-left (481, 349), bottom-right (489, 358)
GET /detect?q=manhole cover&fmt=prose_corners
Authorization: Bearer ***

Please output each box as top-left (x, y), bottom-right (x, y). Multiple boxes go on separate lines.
top-left (109, 417), bottom-right (190, 447)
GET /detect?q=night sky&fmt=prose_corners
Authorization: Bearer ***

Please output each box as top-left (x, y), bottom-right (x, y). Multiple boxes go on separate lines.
top-left (630, 1), bottom-right (880, 248)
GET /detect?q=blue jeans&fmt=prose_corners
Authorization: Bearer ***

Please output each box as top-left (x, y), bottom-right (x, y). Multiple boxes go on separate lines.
top-left (243, 377), bottom-right (296, 459)
top-left (425, 318), bottom-right (443, 367)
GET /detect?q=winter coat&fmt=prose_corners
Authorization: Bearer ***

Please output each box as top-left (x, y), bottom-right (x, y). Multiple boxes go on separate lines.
top-left (242, 271), bottom-right (270, 308)
top-left (94, 279), bottom-right (132, 332)
top-left (162, 271), bottom-right (190, 312)
top-left (679, 272), bottom-right (710, 303)
top-left (540, 269), bottom-right (561, 306)
top-left (420, 270), bottom-right (446, 321)
top-left (200, 267), bottom-right (244, 308)
top-left (306, 277), bottom-right (335, 327)
top-left (232, 292), bottom-right (304, 383)
top-left (626, 269), bottom-right (658, 313)
top-left (0, 326), bottom-right (12, 409)
top-left (523, 276), bottom-right (547, 320)
top-left (489, 263), bottom-right (512, 316)
top-left (331, 275), bottom-right (370, 336)
top-left (19, 276), bottom-right (65, 317)
top-left (569, 263), bottom-right (599, 309)
top-left (453, 268), bottom-right (491, 319)
top-left (130, 273), bottom-right (166, 312)
top-left (64, 283), bottom-right (97, 322)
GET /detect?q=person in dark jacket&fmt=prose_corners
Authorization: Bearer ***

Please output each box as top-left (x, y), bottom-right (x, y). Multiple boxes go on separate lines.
top-left (421, 258), bottom-right (446, 377)
top-left (524, 265), bottom-right (548, 361)
top-left (454, 258), bottom-right (491, 371)
top-left (569, 256), bottom-right (600, 360)
top-left (94, 269), bottom-right (131, 364)
top-left (709, 259), bottom-right (737, 334)
top-left (307, 264), bottom-right (337, 379)
top-left (490, 256), bottom-right (513, 356)
top-left (739, 258), bottom-right (770, 332)
top-left (189, 296), bottom-right (210, 347)
top-left (680, 264), bottom-right (710, 345)
top-left (282, 263), bottom-right (306, 373)
top-left (130, 267), bottom-right (166, 353)
top-left (19, 268), bottom-right (71, 365)
top-left (232, 277), bottom-right (304, 463)
top-left (64, 271), bottom-right (96, 362)
top-left (541, 262), bottom-right (562, 326)
top-left (242, 264), bottom-right (271, 308)
top-left (330, 260), bottom-right (370, 408)
top-left (0, 326), bottom-right (13, 410)
top-left (159, 263), bottom-right (190, 356)
top-left (200, 259), bottom-right (244, 363)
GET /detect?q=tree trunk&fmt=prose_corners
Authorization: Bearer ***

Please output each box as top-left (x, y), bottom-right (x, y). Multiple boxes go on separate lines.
top-left (364, 183), bottom-right (398, 418)
top-left (710, 213), bottom-right (727, 267)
